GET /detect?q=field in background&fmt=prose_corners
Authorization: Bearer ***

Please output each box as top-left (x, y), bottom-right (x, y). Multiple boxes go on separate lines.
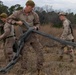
top-left (0, 25), bottom-right (76, 75)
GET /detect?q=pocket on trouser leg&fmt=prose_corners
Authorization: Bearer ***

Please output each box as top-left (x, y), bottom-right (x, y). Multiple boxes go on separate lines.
top-left (5, 47), bottom-right (13, 61)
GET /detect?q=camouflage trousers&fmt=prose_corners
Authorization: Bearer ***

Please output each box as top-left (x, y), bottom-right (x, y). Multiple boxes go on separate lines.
top-left (59, 40), bottom-right (75, 61)
top-left (20, 33), bottom-right (44, 71)
top-left (4, 37), bottom-right (15, 62)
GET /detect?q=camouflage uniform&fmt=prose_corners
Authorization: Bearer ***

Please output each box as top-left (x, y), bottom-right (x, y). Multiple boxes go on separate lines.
top-left (0, 13), bottom-right (7, 49)
top-left (0, 23), bottom-right (15, 61)
top-left (7, 9), bottom-right (44, 71)
top-left (0, 21), bottom-right (4, 49)
top-left (60, 18), bottom-right (74, 61)
top-left (0, 20), bottom-right (4, 34)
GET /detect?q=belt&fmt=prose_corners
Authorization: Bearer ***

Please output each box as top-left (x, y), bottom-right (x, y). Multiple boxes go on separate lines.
top-left (6, 35), bottom-right (15, 39)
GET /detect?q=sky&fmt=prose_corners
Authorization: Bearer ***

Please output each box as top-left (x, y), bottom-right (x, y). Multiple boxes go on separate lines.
top-left (1, 0), bottom-right (76, 13)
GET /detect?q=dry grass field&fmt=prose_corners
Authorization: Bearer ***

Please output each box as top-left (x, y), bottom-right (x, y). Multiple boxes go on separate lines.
top-left (0, 25), bottom-right (76, 75)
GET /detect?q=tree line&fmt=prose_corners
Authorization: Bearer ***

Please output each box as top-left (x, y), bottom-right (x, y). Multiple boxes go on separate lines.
top-left (0, 1), bottom-right (76, 27)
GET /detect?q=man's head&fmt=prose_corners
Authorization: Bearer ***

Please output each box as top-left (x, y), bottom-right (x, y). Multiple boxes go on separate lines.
top-left (58, 12), bottom-right (66, 21)
top-left (0, 13), bottom-right (8, 22)
top-left (25, 0), bottom-right (35, 13)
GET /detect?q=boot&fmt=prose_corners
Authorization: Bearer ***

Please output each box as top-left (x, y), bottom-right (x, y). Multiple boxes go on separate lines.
top-left (36, 69), bottom-right (47, 75)
top-left (58, 56), bottom-right (63, 61)
top-left (69, 49), bottom-right (74, 62)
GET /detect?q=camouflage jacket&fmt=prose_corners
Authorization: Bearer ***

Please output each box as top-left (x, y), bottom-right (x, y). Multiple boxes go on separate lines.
top-left (7, 9), bottom-right (40, 32)
top-left (60, 18), bottom-right (74, 40)
top-left (0, 20), bottom-right (4, 34)
top-left (0, 22), bottom-right (15, 40)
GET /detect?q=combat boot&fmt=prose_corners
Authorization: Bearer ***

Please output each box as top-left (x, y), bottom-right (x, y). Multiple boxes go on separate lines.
top-left (69, 49), bottom-right (75, 62)
top-left (57, 55), bottom-right (63, 61)
top-left (39, 70), bottom-right (47, 75)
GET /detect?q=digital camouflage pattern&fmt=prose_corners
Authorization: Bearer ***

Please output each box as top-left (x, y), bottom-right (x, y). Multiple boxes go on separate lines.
top-left (60, 18), bottom-right (74, 62)
top-left (60, 18), bottom-right (74, 40)
top-left (6, 9), bottom-right (44, 74)
top-left (0, 22), bottom-right (15, 61)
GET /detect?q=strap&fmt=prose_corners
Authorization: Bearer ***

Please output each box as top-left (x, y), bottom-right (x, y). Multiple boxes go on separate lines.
top-left (6, 35), bottom-right (15, 39)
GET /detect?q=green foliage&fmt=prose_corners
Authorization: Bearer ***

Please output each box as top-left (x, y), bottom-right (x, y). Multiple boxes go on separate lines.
top-left (9, 4), bottom-right (23, 14)
top-left (0, 1), bottom-right (23, 15)
top-left (0, 1), bottom-right (9, 14)
top-left (0, 1), bottom-right (76, 27)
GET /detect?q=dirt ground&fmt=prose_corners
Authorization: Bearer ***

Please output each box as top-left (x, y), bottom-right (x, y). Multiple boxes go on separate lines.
top-left (0, 25), bottom-right (76, 75)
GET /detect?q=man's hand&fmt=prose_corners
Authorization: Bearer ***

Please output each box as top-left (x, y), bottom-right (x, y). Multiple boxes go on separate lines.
top-left (16, 21), bottom-right (23, 25)
top-left (34, 26), bottom-right (39, 30)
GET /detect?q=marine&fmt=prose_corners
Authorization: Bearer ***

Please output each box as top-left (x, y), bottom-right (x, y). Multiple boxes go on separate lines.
top-left (0, 13), bottom-right (15, 62)
top-left (58, 12), bottom-right (74, 62)
top-left (6, 0), bottom-right (45, 75)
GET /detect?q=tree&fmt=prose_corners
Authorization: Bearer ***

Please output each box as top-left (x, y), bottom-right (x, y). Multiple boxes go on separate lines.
top-left (9, 4), bottom-right (23, 14)
top-left (0, 1), bottom-right (9, 14)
